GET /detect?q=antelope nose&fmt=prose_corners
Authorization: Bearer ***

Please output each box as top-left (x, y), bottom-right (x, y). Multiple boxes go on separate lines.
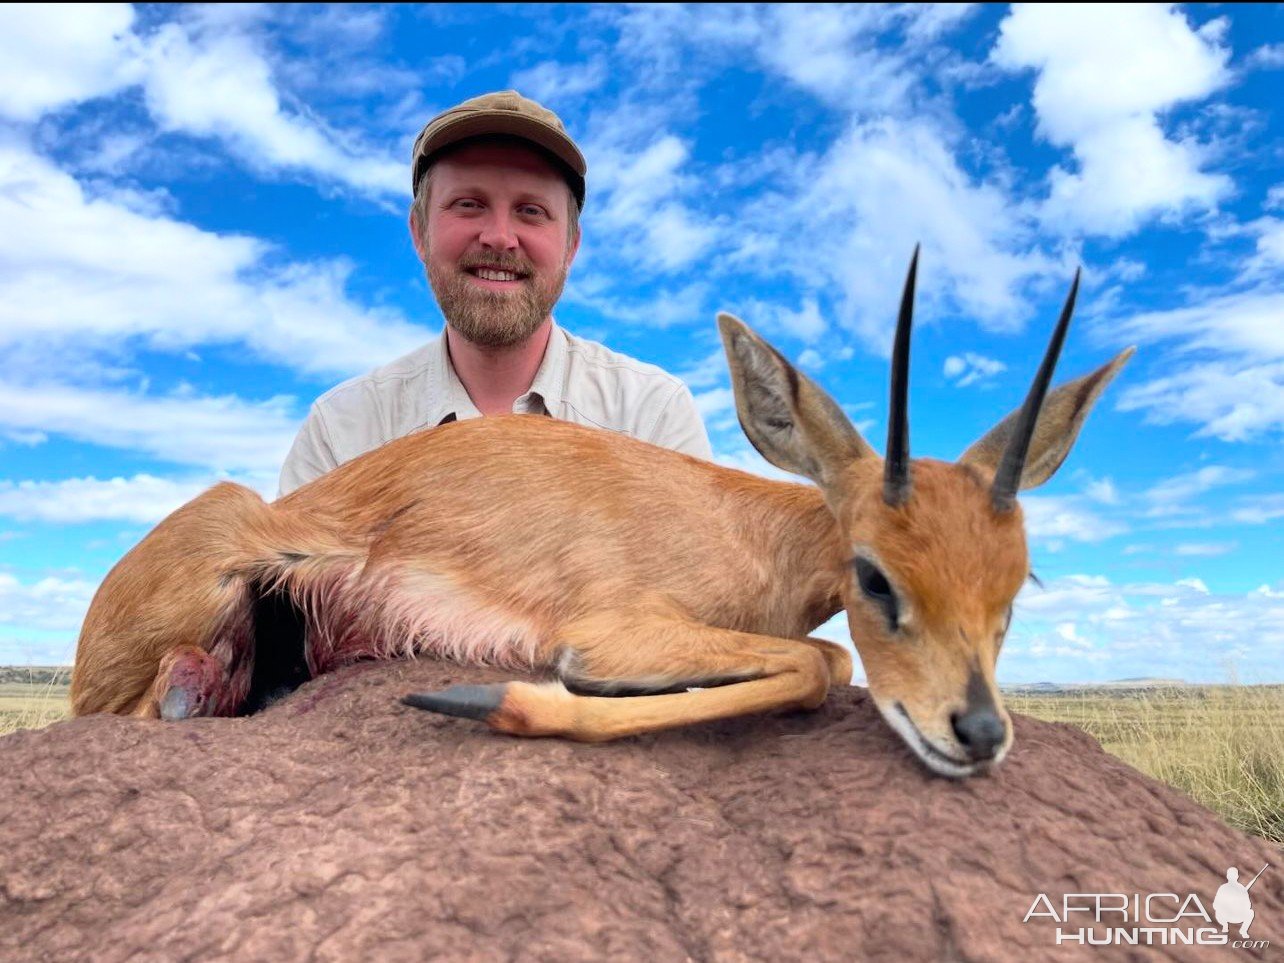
top-left (951, 708), bottom-right (1006, 761)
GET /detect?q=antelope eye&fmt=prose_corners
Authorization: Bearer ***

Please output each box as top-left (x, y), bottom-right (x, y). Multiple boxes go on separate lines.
top-left (854, 557), bottom-right (899, 631)
top-left (857, 561), bottom-right (891, 598)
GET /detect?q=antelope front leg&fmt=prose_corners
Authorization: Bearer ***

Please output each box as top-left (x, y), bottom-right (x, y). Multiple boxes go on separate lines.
top-left (402, 614), bottom-right (834, 741)
top-left (798, 635), bottom-right (854, 686)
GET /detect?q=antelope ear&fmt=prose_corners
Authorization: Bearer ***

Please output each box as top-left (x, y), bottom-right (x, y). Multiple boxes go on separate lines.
top-left (959, 348), bottom-right (1134, 490)
top-left (718, 312), bottom-right (873, 487)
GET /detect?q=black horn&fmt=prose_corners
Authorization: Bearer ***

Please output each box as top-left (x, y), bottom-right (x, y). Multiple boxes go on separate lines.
top-left (883, 246), bottom-right (919, 507)
top-left (991, 270), bottom-right (1080, 512)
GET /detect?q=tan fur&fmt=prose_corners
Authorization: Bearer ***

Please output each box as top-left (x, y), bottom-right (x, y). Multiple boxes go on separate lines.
top-left (72, 419), bottom-right (849, 718)
top-left (70, 313), bottom-right (1129, 777)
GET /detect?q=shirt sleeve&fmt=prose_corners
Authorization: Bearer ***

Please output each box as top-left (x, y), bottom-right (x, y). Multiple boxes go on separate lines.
top-left (647, 382), bottom-right (714, 461)
top-left (277, 404), bottom-right (340, 498)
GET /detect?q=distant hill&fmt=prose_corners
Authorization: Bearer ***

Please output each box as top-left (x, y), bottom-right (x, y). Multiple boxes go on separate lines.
top-left (1003, 679), bottom-right (1188, 694)
top-left (0, 666), bottom-right (70, 687)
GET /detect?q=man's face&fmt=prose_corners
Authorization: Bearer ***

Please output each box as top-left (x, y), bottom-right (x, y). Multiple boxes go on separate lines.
top-left (410, 141), bottom-right (580, 349)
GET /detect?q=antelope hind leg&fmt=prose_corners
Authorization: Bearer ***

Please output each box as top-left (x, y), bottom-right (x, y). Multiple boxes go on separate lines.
top-left (402, 614), bottom-right (834, 742)
top-left (132, 644), bottom-right (230, 720)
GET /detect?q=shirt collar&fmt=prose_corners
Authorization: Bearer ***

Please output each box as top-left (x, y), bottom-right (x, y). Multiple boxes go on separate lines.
top-left (428, 330), bottom-right (481, 426)
top-left (428, 319), bottom-right (567, 426)
top-left (522, 318), bottom-right (568, 415)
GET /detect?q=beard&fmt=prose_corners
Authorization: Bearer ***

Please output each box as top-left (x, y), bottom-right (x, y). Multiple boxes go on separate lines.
top-left (426, 250), bottom-right (568, 349)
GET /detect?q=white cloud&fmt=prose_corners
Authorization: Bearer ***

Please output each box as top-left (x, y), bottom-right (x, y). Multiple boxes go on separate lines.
top-left (0, 572), bottom-right (96, 633)
top-left (1009, 572), bottom-right (1284, 683)
top-left (743, 5), bottom-right (918, 114)
top-left (2, 430), bottom-right (47, 447)
top-left (791, 118), bottom-right (1051, 350)
top-left (584, 126), bottom-right (718, 273)
top-left (1020, 493), bottom-right (1127, 545)
top-left (1120, 359), bottom-right (1284, 442)
top-left (0, 6), bottom-right (403, 198)
top-left (1173, 542), bottom-right (1236, 557)
top-left (726, 297), bottom-right (830, 346)
top-left (597, 4), bottom-right (1058, 346)
top-left (0, 474), bottom-right (262, 524)
top-left (0, 380), bottom-right (298, 475)
top-left (944, 351), bottom-right (1007, 387)
top-left (1230, 493), bottom-right (1284, 525)
top-left (567, 272), bottom-right (713, 330)
top-left (1244, 217), bottom-right (1284, 273)
top-left (0, 144), bottom-right (432, 379)
top-left (796, 349), bottom-right (857, 374)
top-left (1142, 466), bottom-right (1254, 513)
top-left (796, 349), bottom-right (829, 371)
top-left (1115, 289), bottom-right (1284, 360)
top-left (676, 349), bottom-right (729, 391)
top-left (1054, 621), bottom-right (1093, 650)
top-left (1110, 289), bottom-right (1284, 442)
top-left (510, 59), bottom-right (609, 106)
top-left (141, 22), bottom-right (403, 195)
top-left (1084, 477), bottom-right (1121, 505)
top-left (692, 387), bottom-right (734, 419)
top-left (1246, 43), bottom-right (1284, 70)
top-left (993, 4), bottom-right (1231, 237)
top-left (614, 5), bottom-right (973, 115)
top-left (0, 4), bottom-right (142, 121)
top-left (709, 443), bottom-right (800, 483)
top-left (772, 298), bottom-right (827, 343)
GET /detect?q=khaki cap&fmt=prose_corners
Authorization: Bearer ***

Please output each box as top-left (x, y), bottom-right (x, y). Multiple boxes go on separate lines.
top-left (411, 90), bottom-right (587, 210)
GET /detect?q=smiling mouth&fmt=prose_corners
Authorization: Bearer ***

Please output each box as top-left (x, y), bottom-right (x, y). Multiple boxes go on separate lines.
top-left (464, 265), bottom-right (529, 284)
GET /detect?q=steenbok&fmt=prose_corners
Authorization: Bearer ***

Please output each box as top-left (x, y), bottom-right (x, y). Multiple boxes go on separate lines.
top-left (71, 253), bottom-right (1131, 777)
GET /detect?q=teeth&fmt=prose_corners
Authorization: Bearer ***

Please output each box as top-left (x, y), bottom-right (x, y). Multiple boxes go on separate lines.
top-left (475, 269), bottom-right (519, 282)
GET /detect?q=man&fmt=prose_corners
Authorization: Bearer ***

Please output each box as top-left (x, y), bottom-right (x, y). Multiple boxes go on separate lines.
top-left (278, 90), bottom-right (712, 496)
top-left (1214, 866), bottom-right (1261, 939)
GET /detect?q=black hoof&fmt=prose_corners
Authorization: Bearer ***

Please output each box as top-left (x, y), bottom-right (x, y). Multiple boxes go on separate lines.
top-left (401, 684), bottom-right (507, 722)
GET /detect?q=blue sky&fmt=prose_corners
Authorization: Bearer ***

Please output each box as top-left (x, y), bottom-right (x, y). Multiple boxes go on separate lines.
top-left (0, 3), bottom-right (1281, 683)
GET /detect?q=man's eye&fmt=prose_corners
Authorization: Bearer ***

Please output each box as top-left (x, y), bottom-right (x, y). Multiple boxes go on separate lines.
top-left (453, 199), bottom-right (482, 210)
top-left (518, 205), bottom-right (546, 218)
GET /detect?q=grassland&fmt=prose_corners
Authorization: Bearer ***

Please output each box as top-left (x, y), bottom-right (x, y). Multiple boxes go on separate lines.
top-left (2, 670), bottom-right (1280, 845)
top-left (0, 666), bottom-right (71, 736)
top-left (1008, 684), bottom-right (1284, 847)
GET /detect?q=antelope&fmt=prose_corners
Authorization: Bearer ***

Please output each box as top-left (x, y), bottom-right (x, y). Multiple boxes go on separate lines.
top-left (70, 253), bottom-right (1132, 778)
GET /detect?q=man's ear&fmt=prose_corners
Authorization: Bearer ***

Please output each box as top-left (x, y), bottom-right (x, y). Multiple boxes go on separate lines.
top-left (564, 222), bottom-right (581, 270)
top-left (408, 209), bottom-right (427, 262)
top-left (718, 312), bottom-right (873, 488)
top-left (959, 347), bottom-right (1135, 490)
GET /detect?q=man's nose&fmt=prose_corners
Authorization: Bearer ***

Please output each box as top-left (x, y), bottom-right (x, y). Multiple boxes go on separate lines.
top-left (477, 210), bottom-right (519, 251)
top-left (951, 707), bottom-right (1006, 761)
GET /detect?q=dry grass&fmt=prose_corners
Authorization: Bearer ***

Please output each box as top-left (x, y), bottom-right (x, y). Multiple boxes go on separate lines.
top-left (1008, 685), bottom-right (1284, 847)
top-left (0, 667), bottom-right (71, 737)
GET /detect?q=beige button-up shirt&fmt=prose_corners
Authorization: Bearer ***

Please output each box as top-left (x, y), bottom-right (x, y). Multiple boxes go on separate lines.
top-left (278, 322), bottom-right (713, 496)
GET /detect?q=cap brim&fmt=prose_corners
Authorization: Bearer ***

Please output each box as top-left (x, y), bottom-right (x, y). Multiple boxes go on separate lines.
top-left (417, 112), bottom-right (586, 177)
